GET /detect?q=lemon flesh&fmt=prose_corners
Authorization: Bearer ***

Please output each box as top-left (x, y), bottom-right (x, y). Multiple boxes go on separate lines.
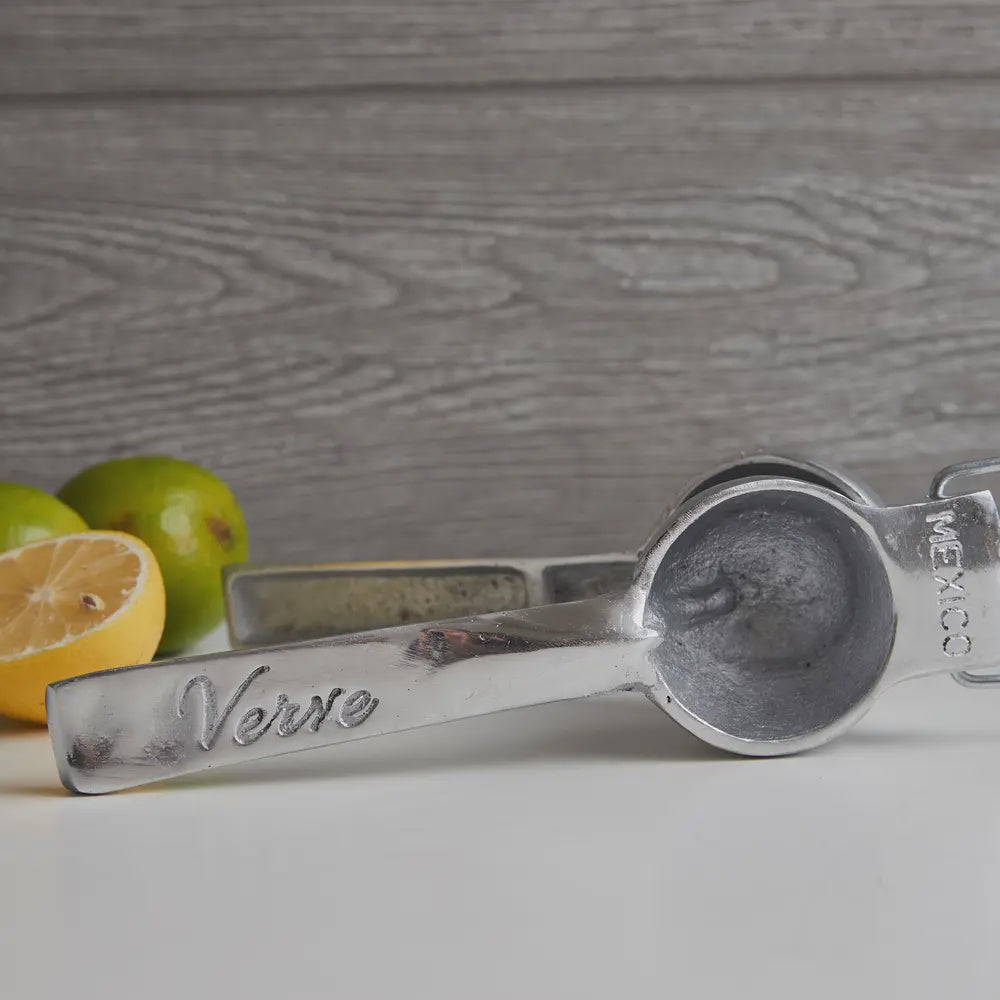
top-left (0, 531), bottom-right (165, 722)
top-left (58, 457), bottom-right (247, 653)
top-left (0, 482), bottom-right (88, 553)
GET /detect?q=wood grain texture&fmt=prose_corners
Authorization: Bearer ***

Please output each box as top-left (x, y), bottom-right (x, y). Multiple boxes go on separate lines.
top-left (2, 1), bottom-right (1000, 96)
top-left (3, 83), bottom-right (1000, 560)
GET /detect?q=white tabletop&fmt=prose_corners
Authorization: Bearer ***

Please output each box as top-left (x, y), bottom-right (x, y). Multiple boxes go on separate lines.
top-left (2, 629), bottom-right (999, 999)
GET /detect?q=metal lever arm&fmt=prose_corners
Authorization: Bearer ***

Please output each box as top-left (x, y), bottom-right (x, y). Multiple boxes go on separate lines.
top-left (47, 595), bottom-right (656, 794)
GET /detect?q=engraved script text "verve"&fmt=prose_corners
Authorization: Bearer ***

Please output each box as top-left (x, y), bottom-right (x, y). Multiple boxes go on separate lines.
top-left (925, 509), bottom-right (972, 657)
top-left (178, 665), bottom-right (379, 750)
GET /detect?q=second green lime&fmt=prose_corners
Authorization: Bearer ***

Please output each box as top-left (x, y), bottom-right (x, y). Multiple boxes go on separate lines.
top-left (58, 456), bottom-right (248, 653)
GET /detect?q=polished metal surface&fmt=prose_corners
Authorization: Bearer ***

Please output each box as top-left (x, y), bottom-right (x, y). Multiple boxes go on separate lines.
top-left (930, 457), bottom-right (1000, 687)
top-left (226, 452), bottom-right (880, 648)
top-left (47, 456), bottom-right (1000, 794)
top-left (48, 596), bottom-right (648, 794)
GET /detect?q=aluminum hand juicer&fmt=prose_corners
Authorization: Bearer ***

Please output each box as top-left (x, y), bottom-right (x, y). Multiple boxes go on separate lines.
top-left (46, 454), bottom-right (1000, 794)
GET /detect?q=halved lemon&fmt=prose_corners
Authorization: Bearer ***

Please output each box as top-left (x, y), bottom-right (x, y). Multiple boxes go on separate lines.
top-left (0, 531), bottom-right (165, 722)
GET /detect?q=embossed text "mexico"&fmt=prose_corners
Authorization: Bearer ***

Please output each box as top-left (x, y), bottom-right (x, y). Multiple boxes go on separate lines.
top-left (178, 665), bottom-right (379, 750)
top-left (926, 510), bottom-right (973, 657)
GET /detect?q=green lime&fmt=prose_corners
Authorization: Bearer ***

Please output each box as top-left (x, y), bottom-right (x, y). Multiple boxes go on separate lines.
top-left (0, 482), bottom-right (89, 552)
top-left (58, 456), bottom-right (248, 653)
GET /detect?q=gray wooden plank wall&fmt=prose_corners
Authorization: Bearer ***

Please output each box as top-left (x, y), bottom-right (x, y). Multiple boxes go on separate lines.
top-left (2, 4), bottom-right (1000, 562)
